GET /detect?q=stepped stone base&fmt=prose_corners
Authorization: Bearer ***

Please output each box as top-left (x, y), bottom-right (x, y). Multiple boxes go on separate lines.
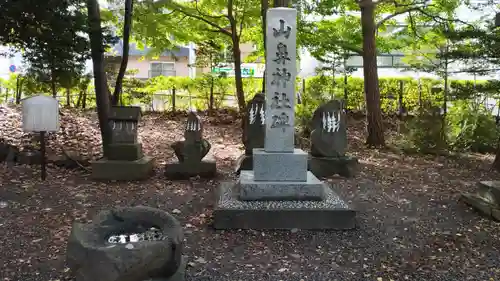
top-left (461, 181), bottom-right (500, 221)
top-left (144, 255), bottom-right (187, 281)
top-left (165, 161), bottom-right (216, 179)
top-left (238, 170), bottom-right (325, 201)
top-left (91, 156), bottom-right (154, 181)
top-left (253, 148), bottom-right (308, 181)
top-left (234, 154), bottom-right (253, 174)
top-left (214, 182), bottom-right (356, 230)
top-left (308, 155), bottom-right (358, 178)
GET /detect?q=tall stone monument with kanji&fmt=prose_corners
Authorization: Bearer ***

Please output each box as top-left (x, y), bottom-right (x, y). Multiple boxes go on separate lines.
top-left (214, 8), bottom-right (356, 229)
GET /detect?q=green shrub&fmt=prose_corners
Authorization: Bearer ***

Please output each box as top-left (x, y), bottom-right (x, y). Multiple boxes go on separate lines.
top-left (396, 107), bottom-right (447, 154)
top-left (447, 100), bottom-right (499, 153)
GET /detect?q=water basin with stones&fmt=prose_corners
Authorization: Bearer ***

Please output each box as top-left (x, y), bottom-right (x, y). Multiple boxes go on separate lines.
top-left (66, 206), bottom-right (186, 281)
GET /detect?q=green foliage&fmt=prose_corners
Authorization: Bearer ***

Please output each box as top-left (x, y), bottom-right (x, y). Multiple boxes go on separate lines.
top-left (396, 107), bottom-right (448, 154)
top-left (447, 100), bottom-right (500, 153)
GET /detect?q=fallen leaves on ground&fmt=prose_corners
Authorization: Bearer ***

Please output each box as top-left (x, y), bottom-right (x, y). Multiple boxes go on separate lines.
top-left (0, 105), bottom-right (500, 281)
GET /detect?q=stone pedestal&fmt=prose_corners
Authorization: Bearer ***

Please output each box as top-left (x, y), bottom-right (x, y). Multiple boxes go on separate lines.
top-left (461, 181), bottom-right (500, 221)
top-left (91, 157), bottom-right (155, 181)
top-left (215, 148), bottom-right (356, 229)
top-left (108, 143), bottom-right (143, 161)
top-left (165, 161), bottom-right (216, 180)
top-left (308, 156), bottom-right (359, 178)
top-left (238, 170), bottom-right (325, 201)
top-left (214, 182), bottom-right (356, 229)
top-left (91, 106), bottom-right (154, 181)
top-left (253, 148), bottom-right (307, 181)
top-left (214, 8), bottom-right (355, 230)
top-left (91, 143), bottom-right (154, 181)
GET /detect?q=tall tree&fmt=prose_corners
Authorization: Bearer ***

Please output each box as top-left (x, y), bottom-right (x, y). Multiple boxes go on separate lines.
top-left (301, 0), bottom-right (461, 147)
top-left (87, 0), bottom-right (113, 157)
top-left (445, 12), bottom-right (500, 170)
top-left (111, 0), bottom-right (134, 105)
top-left (133, 0), bottom-right (261, 112)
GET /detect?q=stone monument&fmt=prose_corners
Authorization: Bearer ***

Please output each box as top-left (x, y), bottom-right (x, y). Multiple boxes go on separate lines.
top-left (308, 100), bottom-right (358, 178)
top-left (91, 106), bottom-right (154, 180)
top-left (213, 8), bottom-right (356, 229)
top-left (234, 93), bottom-right (265, 174)
top-left (462, 181), bottom-right (500, 221)
top-left (66, 206), bottom-right (186, 281)
top-left (165, 111), bottom-right (216, 179)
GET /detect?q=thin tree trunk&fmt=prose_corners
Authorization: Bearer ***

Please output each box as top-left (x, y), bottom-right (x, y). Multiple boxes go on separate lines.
top-left (4, 88), bottom-right (8, 103)
top-left (230, 31), bottom-right (245, 111)
top-left (343, 55), bottom-right (348, 106)
top-left (398, 80), bottom-right (404, 117)
top-left (82, 89), bottom-right (87, 109)
top-left (50, 68), bottom-right (57, 98)
top-left (66, 88), bottom-right (71, 107)
top-left (111, 0), bottom-right (134, 106)
top-left (360, 0), bottom-right (385, 147)
top-left (76, 90), bottom-right (83, 108)
top-left (331, 60), bottom-right (336, 100)
top-left (261, 0), bottom-right (268, 93)
top-left (87, 0), bottom-right (112, 157)
top-left (15, 75), bottom-right (22, 104)
top-left (209, 76), bottom-right (214, 114)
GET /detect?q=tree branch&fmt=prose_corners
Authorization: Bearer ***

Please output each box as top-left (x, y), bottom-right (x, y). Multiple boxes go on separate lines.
top-left (376, 6), bottom-right (424, 28)
top-left (238, 6), bottom-right (246, 38)
top-left (302, 29), bottom-right (363, 55)
top-left (171, 3), bottom-right (231, 36)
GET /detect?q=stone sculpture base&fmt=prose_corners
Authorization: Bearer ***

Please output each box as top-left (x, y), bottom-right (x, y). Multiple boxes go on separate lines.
top-left (461, 181), bottom-right (500, 221)
top-left (214, 182), bottom-right (356, 230)
top-left (144, 256), bottom-right (187, 281)
top-left (234, 154), bottom-right (253, 174)
top-left (91, 156), bottom-right (154, 181)
top-left (107, 143), bottom-right (143, 161)
top-left (253, 148), bottom-right (308, 181)
top-left (308, 155), bottom-right (358, 178)
top-left (165, 161), bottom-right (216, 180)
top-left (238, 170), bottom-right (325, 201)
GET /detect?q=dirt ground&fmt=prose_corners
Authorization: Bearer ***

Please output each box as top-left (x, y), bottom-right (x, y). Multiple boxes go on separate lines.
top-left (1, 108), bottom-right (500, 281)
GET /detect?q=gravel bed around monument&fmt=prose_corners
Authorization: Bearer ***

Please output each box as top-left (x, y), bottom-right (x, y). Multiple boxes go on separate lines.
top-left (2, 113), bottom-right (500, 281)
top-left (217, 182), bottom-right (349, 209)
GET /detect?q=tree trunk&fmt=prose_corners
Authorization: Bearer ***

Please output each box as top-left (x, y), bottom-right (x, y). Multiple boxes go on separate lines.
top-left (4, 88), bottom-right (8, 103)
top-left (82, 89), bottom-right (87, 109)
top-left (66, 88), bottom-right (71, 107)
top-left (50, 68), bottom-right (57, 98)
top-left (398, 80), bottom-right (404, 117)
top-left (87, 0), bottom-right (112, 157)
top-left (442, 45), bottom-right (449, 139)
top-left (331, 61), bottom-right (336, 100)
top-left (273, 0), bottom-right (289, 7)
top-left (111, 0), bottom-right (133, 106)
top-left (231, 33), bottom-right (245, 112)
top-left (261, 0), bottom-right (268, 93)
top-left (76, 90), bottom-right (83, 108)
top-left (359, 0), bottom-right (385, 147)
top-left (15, 75), bottom-right (22, 104)
top-left (209, 75), bottom-right (214, 114)
top-left (343, 56), bottom-right (348, 106)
